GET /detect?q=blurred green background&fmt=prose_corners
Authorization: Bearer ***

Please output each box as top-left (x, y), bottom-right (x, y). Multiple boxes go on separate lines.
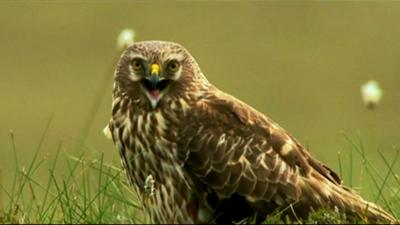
top-left (0, 1), bottom-right (399, 195)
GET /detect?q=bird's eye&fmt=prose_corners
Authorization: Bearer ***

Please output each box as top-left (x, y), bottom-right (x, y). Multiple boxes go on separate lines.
top-left (167, 60), bottom-right (180, 73)
top-left (131, 58), bottom-right (143, 71)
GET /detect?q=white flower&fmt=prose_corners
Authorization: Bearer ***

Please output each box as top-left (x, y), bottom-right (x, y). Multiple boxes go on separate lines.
top-left (102, 124), bottom-right (112, 140)
top-left (361, 80), bottom-right (383, 109)
top-left (117, 28), bottom-right (135, 51)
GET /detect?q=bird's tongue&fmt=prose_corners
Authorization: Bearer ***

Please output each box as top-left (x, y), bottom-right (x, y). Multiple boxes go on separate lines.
top-left (149, 89), bottom-right (160, 99)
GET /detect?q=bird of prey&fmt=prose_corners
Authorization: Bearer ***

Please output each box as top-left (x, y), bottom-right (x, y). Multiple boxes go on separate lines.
top-left (106, 41), bottom-right (397, 224)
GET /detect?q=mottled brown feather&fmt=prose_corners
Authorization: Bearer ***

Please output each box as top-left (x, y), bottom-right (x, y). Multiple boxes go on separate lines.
top-left (178, 86), bottom-right (396, 223)
top-left (109, 41), bottom-right (397, 224)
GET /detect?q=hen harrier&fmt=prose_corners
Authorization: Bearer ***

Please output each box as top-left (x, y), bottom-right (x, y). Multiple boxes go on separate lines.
top-left (106, 41), bottom-right (396, 224)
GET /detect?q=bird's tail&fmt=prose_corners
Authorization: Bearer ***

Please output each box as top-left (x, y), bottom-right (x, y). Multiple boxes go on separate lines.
top-left (300, 175), bottom-right (398, 224)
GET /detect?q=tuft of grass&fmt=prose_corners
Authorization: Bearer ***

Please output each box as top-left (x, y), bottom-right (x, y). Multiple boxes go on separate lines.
top-left (305, 208), bottom-right (345, 224)
top-left (261, 207), bottom-right (344, 224)
top-left (340, 132), bottom-right (399, 217)
top-left (0, 126), bottom-right (145, 224)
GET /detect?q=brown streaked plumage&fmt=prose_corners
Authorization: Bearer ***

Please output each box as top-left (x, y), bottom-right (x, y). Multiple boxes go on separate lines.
top-left (106, 41), bottom-right (397, 224)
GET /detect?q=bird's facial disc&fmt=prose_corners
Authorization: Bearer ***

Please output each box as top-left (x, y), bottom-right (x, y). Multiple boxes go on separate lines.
top-left (129, 56), bottom-right (182, 109)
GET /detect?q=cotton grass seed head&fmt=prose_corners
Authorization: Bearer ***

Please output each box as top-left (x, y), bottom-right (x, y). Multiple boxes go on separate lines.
top-left (117, 28), bottom-right (135, 51)
top-left (361, 80), bottom-right (383, 109)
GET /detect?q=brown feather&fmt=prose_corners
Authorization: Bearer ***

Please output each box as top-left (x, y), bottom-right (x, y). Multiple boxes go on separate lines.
top-left (108, 41), bottom-right (397, 224)
top-left (179, 86), bottom-right (396, 223)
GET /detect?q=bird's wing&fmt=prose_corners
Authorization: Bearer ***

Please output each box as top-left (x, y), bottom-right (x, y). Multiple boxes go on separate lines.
top-left (178, 87), bottom-right (342, 210)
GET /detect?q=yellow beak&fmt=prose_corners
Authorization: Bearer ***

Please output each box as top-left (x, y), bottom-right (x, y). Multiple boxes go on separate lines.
top-left (151, 64), bottom-right (160, 75)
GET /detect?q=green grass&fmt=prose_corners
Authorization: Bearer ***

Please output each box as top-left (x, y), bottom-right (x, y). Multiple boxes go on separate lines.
top-left (1, 125), bottom-right (399, 224)
top-left (0, 123), bottom-right (145, 224)
top-left (340, 132), bottom-right (400, 217)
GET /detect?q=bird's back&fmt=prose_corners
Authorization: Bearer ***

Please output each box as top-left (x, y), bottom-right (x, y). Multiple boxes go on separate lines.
top-left (178, 86), bottom-right (397, 224)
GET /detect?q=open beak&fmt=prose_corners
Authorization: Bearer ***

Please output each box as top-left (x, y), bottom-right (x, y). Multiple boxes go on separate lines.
top-left (142, 64), bottom-right (170, 109)
top-left (148, 73), bottom-right (160, 89)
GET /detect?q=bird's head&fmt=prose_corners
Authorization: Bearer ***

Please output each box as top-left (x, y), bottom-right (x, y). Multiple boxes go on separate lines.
top-left (114, 41), bottom-right (208, 109)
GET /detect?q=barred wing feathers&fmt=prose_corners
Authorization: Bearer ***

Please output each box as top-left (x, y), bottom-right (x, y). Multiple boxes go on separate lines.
top-left (178, 86), bottom-right (396, 223)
